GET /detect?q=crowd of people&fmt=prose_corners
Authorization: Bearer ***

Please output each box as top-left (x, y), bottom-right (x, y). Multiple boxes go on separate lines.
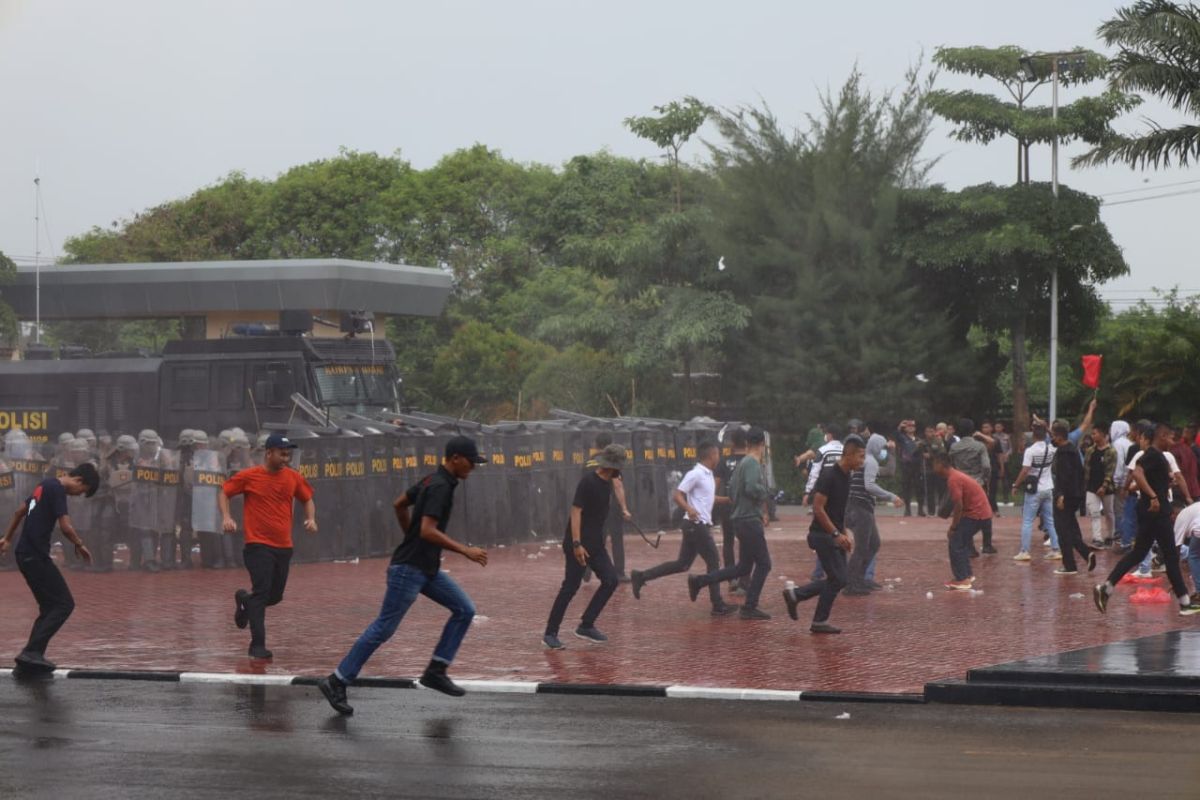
top-left (4, 403), bottom-right (1200, 717)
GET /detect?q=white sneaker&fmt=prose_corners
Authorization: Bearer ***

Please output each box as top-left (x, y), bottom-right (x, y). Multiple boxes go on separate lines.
top-left (1013, 551), bottom-right (1032, 561)
top-left (1044, 550), bottom-right (1062, 560)
top-left (1133, 569), bottom-right (1153, 579)
top-left (1053, 567), bottom-right (1078, 575)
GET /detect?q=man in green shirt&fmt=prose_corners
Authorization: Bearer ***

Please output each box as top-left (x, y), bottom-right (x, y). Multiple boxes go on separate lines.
top-left (688, 428), bottom-right (773, 619)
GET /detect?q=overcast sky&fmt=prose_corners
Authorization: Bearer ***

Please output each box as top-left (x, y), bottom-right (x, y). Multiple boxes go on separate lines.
top-left (2, 0), bottom-right (1196, 308)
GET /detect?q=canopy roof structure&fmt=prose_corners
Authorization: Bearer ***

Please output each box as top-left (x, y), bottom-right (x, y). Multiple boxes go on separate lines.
top-left (3, 259), bottom-right (453, 320)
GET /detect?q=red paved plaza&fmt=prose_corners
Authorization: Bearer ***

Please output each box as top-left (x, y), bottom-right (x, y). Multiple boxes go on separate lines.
top-left (2, 509), bottom-right (1194, 693)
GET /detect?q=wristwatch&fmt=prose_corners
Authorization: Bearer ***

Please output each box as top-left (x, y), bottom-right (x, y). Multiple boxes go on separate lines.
top-left (572, 540), bottom-right (583, 548)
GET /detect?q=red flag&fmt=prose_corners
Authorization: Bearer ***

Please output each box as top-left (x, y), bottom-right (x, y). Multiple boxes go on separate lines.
top-left (1081, 354), bottom-right (1102, 389)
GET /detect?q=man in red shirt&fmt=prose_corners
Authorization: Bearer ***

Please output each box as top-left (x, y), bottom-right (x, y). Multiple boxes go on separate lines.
top-left (1169, 426), bottom-right (1200, 507)
top-left (932, 451), bottom-right (993, 590)
top-left (219, 434), bottom-right (317, 660)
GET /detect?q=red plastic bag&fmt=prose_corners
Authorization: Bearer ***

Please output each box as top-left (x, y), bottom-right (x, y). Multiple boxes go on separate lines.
top-left (1129, 587), bottom-right (1172, 604)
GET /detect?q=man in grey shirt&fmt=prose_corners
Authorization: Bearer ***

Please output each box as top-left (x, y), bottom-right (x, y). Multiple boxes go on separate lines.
top-left (950, 418), bottom-right (995, 555)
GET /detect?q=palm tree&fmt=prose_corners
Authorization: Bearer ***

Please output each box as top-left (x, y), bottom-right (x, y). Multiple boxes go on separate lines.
top-left (1076, 1), bottom-right (1200, 169)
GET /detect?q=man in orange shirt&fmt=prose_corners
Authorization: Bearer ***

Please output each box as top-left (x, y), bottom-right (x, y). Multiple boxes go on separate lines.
top-left (931, 451), bottom-right (993, 591)
top-left (219, 434), bottom-right (317, 660)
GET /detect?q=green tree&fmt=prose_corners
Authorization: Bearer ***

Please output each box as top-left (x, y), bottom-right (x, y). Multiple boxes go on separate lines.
top-left (0, 249), bottom-right (17, 346)
top-left (897, 182), bottom-right (1129, 421)
top-left (708, 69), bottom-right (971, 431)
top-left (563, 99), bottom-right (750, 419)
top-left (429, 320), bottom-right (555, 421)
top-left (1077, 1), bottom-right (1200, 169)
top-left (1076, 292), bottom-right (1200, 420)
top-left (929, 46), bottom-right (1135, 183)
top-left (926, 44), bottom-right (1137, 436)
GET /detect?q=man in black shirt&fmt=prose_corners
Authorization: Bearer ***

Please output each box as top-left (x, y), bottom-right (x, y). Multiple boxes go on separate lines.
top-left (1050, 420), bottom-right (1095, 575)
top-left (543, 443), bottom-right (627, 649)
top-left (319, 437), bottom-right (488, 716)
top-left (1094, 422), bottom-right (1195, 615)
top-left (783, 436), bottom-right (863, 633)
top-left (0, 464), bottom-right (100, 674)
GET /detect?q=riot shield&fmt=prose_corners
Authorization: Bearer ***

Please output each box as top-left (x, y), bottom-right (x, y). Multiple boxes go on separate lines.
top-left (10, 445), bottom-right (47, 504)
top-left (341, 435), bottom-right (369, 559)
top-left (130, 453), bottom-right (162, 532)
top-left (190, 449), bottom-right (225, 534)
top-left (0, 458), bottom-right (14, 509)
top-left (157, 450), bottom-right (180, 534)
top-left (365, 434), bottom-right (392, 557)
top-left (290, 441), bottom-right (321, 563)
top-left (503, 432), bottom-right (532, 546)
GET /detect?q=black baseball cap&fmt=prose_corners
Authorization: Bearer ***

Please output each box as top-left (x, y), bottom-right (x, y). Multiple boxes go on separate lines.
top-left (264, 434), bottom-right (299, 450)
top-left (445, 436), bottom-right (487, 464)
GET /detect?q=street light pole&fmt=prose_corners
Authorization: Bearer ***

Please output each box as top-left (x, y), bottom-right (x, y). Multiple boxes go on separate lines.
top-left (1049, 57), bottom-right (1060, 423)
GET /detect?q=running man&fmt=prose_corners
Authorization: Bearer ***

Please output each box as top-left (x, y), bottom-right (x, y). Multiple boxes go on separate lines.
top-left (0, 464), bottom-right (100, 674)
top-left (319, 436), bottom-right (488, 715)
top-left (630, 442), bottom-right (734, 615)
top-left (782, 435), bottom-right (862, 632)
top-left (1094, 423), bottom-right (1196, 616)
top-left (543, 443), bottom-right (627, 648)
top-left (219, 433), bottom-right (317, 660)
top-left (688, 428), bottom-right (773, 620)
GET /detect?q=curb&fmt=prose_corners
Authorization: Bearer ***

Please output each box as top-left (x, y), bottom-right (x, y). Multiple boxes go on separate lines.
top-left (0, 667), bottom-right (924, 705)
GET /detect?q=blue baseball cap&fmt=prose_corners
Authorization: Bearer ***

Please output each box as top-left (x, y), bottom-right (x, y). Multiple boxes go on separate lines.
top-left (264, 433), bottom-right (299, 450)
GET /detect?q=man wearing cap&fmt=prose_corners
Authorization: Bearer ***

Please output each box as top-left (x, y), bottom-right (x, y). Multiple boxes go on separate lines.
top-left (319, 436), bottom-right (488, 715)
top-left (0, 462), bottom-right (100, 674)
top-left (542, 443), bottom-right (627, 648)
top-left (219, 433), bottom-right (317, 660)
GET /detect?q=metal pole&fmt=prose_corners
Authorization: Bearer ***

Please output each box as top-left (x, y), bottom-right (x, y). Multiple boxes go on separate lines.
top-left (1048, 58), bottom-right (1059, 423)
top-left (34, 174), bottom-right (40, 344)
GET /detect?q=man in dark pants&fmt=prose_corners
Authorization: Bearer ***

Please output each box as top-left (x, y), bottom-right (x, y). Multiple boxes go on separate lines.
top-left (783, 436), bottom-right (862, 633)
top-left (582, 433), bottom-right (632, 583)
top-left (219, 434), bottom-right (317, 660)
top-left (716, 428), bottom-right (747, 575)
top-left (0, 464), bottom-right (99, 674)
top-left (544, 444), bottom-right (628, 649)
top-left (1095, 422), bottom-right (1197, 615)
top-left (1051, 420), bottom-right (1096, 576)
top-left (895, 420), bottom-right (921, 517)
top-left (318, 436), bottom-right (489, 716)
top-left (688, 428), bottom-right (773, 620)
top-left (631, 442), bottom-right (734, 615)
top-left (931, 451), bottom-right (993, 590)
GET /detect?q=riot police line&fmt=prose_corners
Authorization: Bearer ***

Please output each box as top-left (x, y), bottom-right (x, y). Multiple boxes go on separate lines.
top-left (0, 411), bottom-right (773, 571)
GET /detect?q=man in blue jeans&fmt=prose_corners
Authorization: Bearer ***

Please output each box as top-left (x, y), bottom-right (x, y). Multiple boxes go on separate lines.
top-left (1010, 420), bottom-right (1060, 561)
top-left (932, 452), bottom-right (993, 590)
top-left (318, 437), bottom-right (488, 716)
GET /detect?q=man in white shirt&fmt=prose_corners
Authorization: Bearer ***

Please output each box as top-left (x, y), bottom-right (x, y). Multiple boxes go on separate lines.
top-left (630, 442), bottom-right (733, 615)
top-left (803, 423), bottom-right (845, 505)
top-left (1011, 421), bottom-right (1060, 561)
top-left (1174, 501), bottom-right (1200, 604)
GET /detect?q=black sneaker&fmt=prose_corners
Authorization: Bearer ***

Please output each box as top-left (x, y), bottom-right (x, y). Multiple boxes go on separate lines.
top-left (782, 588), bottom-right (799, 621)
top-left (1093, 584), bottom-right (1110, 614)
top-left (248, 645), bottom-right (273, 660)
top-left (687, 575), bottom-right (702, 603)
top-left (710, 603), bottom-right (737, 616)
top-left (574, 626), bottom-right (608, 643)
top-left (419, 662), bottom-right (466, 697)
top-left (630, 570), bottom-right (645, 600)
top-left (739, 606), bottom-right (771, 620)
top-left (14, 651), bottom-right (56, 672)
top-left (810, 622), bottom-right (842, 634)
top-left (864, 580), bottom-right (884, 591)
top-left (1087, 551), bottom-right (1098, 573)
top-left (981, 545), bottom-right (998, 555)
top-left (542, 633), bottom-right (565, 650)
top-left (968, 548), bottom-right (980, 559)
top-left (234, 589), bottom-right (249, 629)
top-left (318, 674), bottom-right (354, 715)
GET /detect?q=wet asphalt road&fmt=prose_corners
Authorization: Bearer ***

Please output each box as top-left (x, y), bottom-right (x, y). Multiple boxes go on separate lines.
top-left (1, 679), bottom-right (1196, 799)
